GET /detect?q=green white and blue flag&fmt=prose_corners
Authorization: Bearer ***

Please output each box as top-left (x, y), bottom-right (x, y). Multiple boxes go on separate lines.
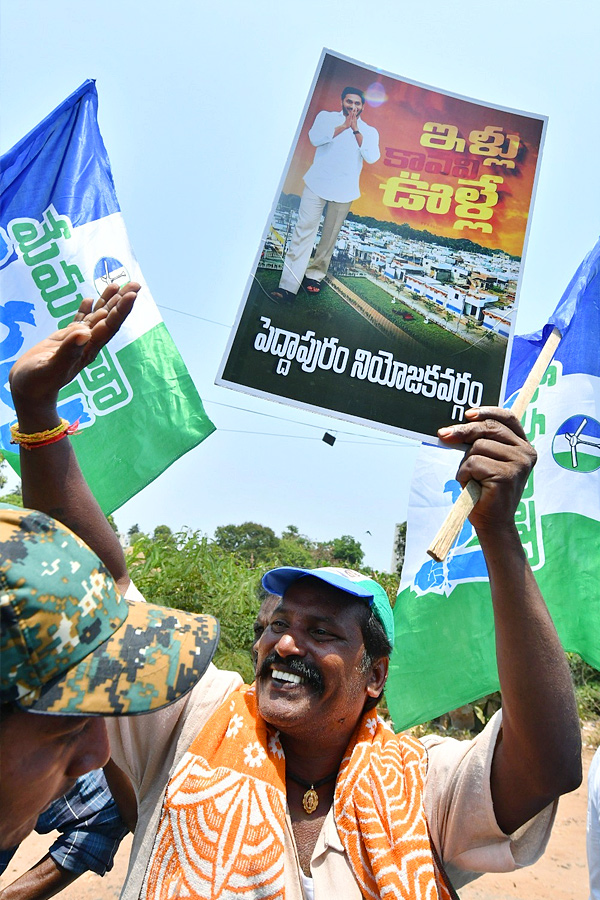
top-left (0, 81), bottom-right (215, 513)
top-left (387, 237), bottom-right (600, 731)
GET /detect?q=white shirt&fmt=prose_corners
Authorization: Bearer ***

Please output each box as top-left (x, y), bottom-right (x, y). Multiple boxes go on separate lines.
top-left (300, 870), bottom-right (315, 900)
top-left (303, 109), bottom-right (380, 203)
top-left (588, 748), bottom-right (600, 898)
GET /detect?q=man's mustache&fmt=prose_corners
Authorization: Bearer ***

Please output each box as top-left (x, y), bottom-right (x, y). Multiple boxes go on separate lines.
top-left (259, 652), bottom-right (325, 695)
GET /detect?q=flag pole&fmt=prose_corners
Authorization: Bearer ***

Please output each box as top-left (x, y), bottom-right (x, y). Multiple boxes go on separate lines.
top-left (426, 326), bottom-right (562, 562)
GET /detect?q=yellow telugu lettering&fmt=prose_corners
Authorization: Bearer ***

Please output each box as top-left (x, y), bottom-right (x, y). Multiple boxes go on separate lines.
top-left (420, 123), bottom-right (466, 153)
top-left (379, 174), bottom-right (453, 215)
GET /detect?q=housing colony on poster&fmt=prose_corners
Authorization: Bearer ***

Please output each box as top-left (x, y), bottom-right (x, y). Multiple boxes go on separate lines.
top-left (217, 51), bottom-right (546, 442)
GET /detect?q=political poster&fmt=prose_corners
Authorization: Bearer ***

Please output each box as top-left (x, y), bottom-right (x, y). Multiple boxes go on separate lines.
top-left (217, 49), bottom-right (546, 443)
top-left (0, 81), bottom-right (215, 513)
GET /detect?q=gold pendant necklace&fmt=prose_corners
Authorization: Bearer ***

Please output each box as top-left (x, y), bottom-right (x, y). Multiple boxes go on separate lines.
top-left (286, 770), bottom-right (337, 814)
top-left (302, 787), bottom-right (319, 814)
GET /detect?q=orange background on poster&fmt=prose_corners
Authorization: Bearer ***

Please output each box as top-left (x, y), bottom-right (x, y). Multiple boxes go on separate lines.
top-left (282, 55), bottom-right (544, 258)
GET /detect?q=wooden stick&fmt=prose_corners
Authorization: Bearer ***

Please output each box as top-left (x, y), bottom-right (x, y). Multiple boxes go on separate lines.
top-left (426, 326), bottom-right (562, 562)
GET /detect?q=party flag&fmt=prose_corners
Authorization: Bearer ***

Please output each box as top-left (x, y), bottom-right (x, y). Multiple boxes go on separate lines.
top-left (387, 237), bottom-right (600, 730)
top-left (0, 81), bottom-right (215, 512)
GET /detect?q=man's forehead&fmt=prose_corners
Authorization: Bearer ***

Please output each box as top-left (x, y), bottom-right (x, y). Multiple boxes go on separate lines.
top-left (279, 579), bottom-right (366, 614)
top-left (13, 710), bottom-right (88, 734)
top-left (344, 93), bottom-right (363, 103)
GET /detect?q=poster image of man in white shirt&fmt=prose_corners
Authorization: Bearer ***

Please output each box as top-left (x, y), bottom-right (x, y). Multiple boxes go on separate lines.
top-left (271, 86), bottom-right (380, 304)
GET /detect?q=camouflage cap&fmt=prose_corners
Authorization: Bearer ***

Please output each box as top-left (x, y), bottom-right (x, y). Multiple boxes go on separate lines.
top-left (0, 504), bottom-right (219, 716)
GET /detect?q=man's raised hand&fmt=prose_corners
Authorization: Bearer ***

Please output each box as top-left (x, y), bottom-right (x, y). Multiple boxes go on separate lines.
top-left (437, 406), bottom-right (537, 535)
top-left (10, 282), bottom-right (140, 416)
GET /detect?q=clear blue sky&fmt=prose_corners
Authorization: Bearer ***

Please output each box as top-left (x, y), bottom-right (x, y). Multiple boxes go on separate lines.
top-left (1, 0), bottom-right (599, 571)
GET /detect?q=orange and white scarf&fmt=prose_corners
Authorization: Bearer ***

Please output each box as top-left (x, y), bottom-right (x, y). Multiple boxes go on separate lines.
top-left (143, 685), bottom-right (454, 900)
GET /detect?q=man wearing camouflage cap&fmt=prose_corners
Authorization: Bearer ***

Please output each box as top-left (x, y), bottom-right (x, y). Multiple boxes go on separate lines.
top-left (9, 283), bottom-right (582, 899)
top-left (0, 285), bottom-right (219, 853)
top-left (0, 503), bottom-right (218, 852)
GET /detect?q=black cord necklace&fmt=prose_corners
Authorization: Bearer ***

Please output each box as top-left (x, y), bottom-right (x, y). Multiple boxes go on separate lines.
top-left (286, 770), bottom-right (337, 814)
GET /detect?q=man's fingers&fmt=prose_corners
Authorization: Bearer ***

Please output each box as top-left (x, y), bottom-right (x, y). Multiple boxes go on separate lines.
top-left (457, 446), bottom-right (536, 485)
top-left (72, 297), bottom-right (94, 323)
top-left (435, 407), bottom-right (537, 531)
top-left (9, 283), bottom-right (141, 403)
top-left (71, 281), bottom-right (139, 328)
top-left (42, 322), bottom-right (93, 351)
top-left (436, 407), bottom-right (536, 493)
top-left (103, 282), bottom-right (139, 318)
top-left (438, 407), bottom-right (527, 446)
top-left (459, 437), bottom-right (532, 464)
top-left (106, 289), bottom-right (137, 328)
top-left (94, 283), bottom-right (122, 312)
top-left (465, 406), bottom-right (528, 439)
top-left (70, 283), bottom-right (140, 348)
top-left (103, 282), bottom-right (141, 311)
top-left (87, 283), bottom-right (140, 349)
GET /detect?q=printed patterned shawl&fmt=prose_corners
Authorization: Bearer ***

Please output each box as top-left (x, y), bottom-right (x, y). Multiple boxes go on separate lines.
top-left (143, 684), bottom-right (453, 900)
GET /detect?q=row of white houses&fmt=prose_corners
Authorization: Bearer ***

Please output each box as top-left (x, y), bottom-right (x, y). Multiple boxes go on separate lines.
top-left (402, 273), bottom-right (511, 337)
top-left (268, 204), bottom-right (515, 337)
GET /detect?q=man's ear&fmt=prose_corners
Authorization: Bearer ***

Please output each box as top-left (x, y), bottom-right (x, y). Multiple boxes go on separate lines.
top-left (366, 657), bottom-right (389, 699)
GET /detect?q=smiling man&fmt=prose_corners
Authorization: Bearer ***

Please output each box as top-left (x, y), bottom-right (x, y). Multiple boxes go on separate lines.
top-left (255, 571), bottom-right (390, 744)
top-left (11, 287), bottom-right (582, 899)
top-left (271, 86), bottom-right (380, 304)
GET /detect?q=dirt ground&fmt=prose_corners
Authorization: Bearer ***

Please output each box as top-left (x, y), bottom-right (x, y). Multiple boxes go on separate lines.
top-left (1, 748), bottom-right (594, 899)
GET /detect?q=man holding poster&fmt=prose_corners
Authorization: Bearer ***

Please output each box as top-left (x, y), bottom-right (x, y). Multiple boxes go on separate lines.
top-left (271, 86), bottom-right (380, 303)
top-left (11, 306), bottom-right (582, 899)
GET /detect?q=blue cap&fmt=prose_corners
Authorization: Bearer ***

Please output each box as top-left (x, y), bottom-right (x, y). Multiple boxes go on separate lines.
top-left (261, 565), bottom-right (394, 648)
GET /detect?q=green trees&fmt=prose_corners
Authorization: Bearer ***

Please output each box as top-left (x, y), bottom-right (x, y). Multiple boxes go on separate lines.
top-left (0, 486), bottom-right (23, 507)
top-left (0, 455), bottom-right (22, 506)
top-left (392, 522), bottom-right (406, 577)
top-left (128, 523), bottom-right (143, 543)
top-left (273, 536), bottom-right (315, 569)
top-left (214, 522), bottom-right (279, 566)
top-left (330, 535), bottom-right (364, 567)
top-left (107, 513), bottom-right (119, 534)
top-left (152, 524), bottom-right (175, 545)
top-left (212, 522), bottom-right (365, 570)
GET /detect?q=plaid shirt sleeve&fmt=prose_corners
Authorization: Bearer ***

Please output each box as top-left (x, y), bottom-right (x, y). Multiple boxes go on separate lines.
top-left (32, 769), bottom-right (128, 876)
top-left (0, 847), bottom-right (17, 876)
